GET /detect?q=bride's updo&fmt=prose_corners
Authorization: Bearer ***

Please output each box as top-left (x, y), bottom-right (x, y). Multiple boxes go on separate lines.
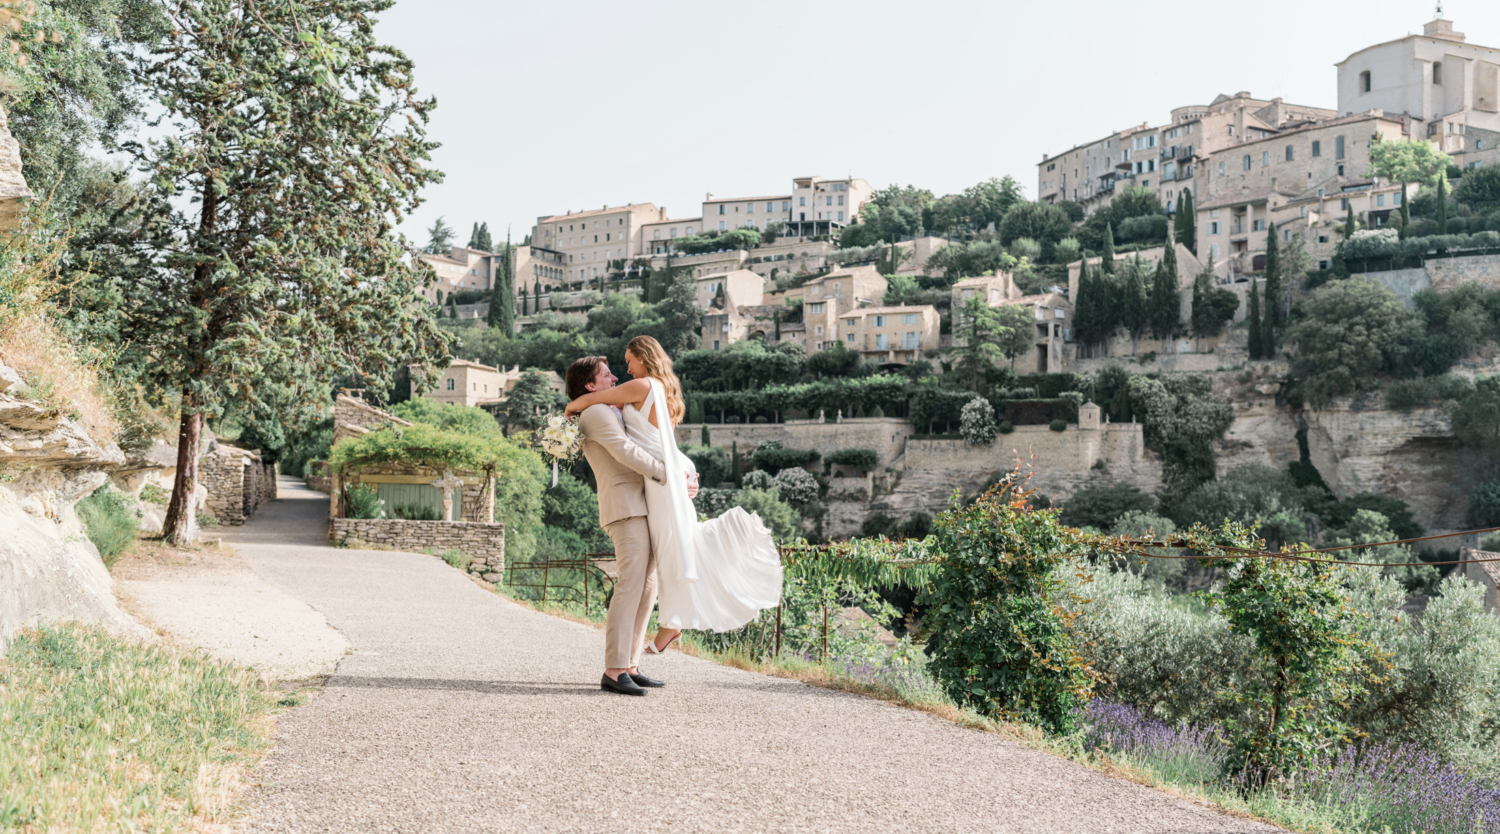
top-left (626, 335), bottom-right (686, 425)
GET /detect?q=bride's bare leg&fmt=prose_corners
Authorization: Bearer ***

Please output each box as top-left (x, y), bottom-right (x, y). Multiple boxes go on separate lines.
top-left (652, 627), bottom-right (682, 652)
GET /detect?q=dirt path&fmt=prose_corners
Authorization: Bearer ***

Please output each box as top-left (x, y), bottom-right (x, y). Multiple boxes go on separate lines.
top-left (213, 478), bottom-right (1278, 833)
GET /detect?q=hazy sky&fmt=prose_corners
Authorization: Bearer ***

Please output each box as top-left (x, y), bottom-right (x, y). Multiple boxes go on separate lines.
top-left (375, 0), bottom-right (1495, 248)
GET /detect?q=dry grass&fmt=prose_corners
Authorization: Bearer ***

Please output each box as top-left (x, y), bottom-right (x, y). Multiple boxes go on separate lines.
top-left (0, 205), bottom-right (119, 443)
top-left (0, 624), bottom-right (285, 833)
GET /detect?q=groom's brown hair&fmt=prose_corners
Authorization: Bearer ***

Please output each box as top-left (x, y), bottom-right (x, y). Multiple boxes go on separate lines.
top-left (565, 355), bottom-right (608, 401)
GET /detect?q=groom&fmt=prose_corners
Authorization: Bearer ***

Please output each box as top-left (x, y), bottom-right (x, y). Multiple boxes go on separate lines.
top-left (565, 355), bottom-right (698, 696)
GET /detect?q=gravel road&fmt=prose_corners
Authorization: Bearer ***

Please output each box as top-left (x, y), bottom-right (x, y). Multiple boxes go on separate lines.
top-left (227, 478), bottom-right (1281, 834)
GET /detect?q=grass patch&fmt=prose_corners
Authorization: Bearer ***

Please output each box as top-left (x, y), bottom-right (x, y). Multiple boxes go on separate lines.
top-left (0, 624), bottom-right (280, 831)
top-left (74, 485), bottom-right (139, 567)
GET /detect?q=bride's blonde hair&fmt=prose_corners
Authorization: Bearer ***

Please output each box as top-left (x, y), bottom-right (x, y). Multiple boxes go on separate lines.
top-left (626, 335), bottom-right (686, 425)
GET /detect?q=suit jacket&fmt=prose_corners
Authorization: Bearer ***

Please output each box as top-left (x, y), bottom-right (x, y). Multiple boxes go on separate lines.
top-left (579, 403), bottom-right (667, 527)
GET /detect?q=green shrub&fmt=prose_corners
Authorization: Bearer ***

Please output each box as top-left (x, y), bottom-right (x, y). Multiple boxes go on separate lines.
top-left (391, 503), bottom-right (440, 520)
top-left (1384, 378), bottom-right (1433, 410)
top-left (138, 483), bottom-right (170, 508)
top-left (825, 448), bottom-right (878, 468)
top-left (751, 445), bottom-right (819, 475)
top-left (346, 483), bottom-right (383, 519)
top-left (730, 487), bottom-right (801, 543)
top-left (1319, 492), bottom-right (1423, 541)
top-left (75, 486), bottom-right (139, 567)
top-left (861, 512), bottom-right (897, 537)
top-left (1048, 418), bottom-right (1066, 432)
top-left (1059, 484), bottom-right (1156, 531)
top-left (923, 485), bottom-right (1092, 734)
top-left (1466, 479), bottom-right (1500, 527)
top-left (998, 420), bottom-right (1014, 434)
top-left (869, 405), bottom-right (885, 418)
top-left (683, 445), bottom-right (729, 486)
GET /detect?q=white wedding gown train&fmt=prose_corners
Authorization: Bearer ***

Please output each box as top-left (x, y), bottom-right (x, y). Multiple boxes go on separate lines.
top-left (624, 379), bottom-right (783, 632)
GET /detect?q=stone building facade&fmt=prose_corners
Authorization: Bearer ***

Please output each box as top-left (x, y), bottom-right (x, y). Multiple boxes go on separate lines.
top-left (201, 442), bottom-right (277, 525)
top-left (1459, 549), bottom-right (1499, 614)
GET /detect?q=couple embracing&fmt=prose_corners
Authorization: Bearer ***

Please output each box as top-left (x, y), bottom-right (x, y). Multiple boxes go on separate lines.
top-left (563, 336), bottom-right (783, 696)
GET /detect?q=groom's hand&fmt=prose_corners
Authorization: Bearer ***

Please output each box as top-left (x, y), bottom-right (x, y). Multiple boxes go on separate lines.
top-left (685, 472), bottom-right (699, 499)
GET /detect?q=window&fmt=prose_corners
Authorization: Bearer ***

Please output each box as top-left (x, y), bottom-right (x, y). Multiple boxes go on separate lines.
top-left (1210, 244), bottom-right (1219, 259)
top-left (1033, 307), bottom-right (1045, 320)
top-left (1285, 145), bottom-right (1294, 161)
top-left (902, 313), bottom-right (918, 324)
top-left (1360, 70), bottom-right (1372, 93)
top-left (654, 230), bottom-right (660, 240)
top-left (833, 284), bottom-right (841, 296)
top-left (605, 233), bottom-right (610, 241)
top-left (1209, 221), bottom-right (1220, 235)
top-left (838, 211), bottom-right (844, 222)
top-left (903, 332), bottom-right (919, 349)
top-left (808, 303), bottom-right (825, 314)
top-left (844, 318), bottom-right (857, 328)
top-left (1433, 62), bottom-right (1443, 85)
top-left (1377, 194), bottom-right (1385, 207)
top-left (1284, 230), bottom-right (1293, 242)
top-left (837, 196), bottom-right (845, 206)
top-left (445, 378), bottom-right (454, 391)
top-left (1338, 164), bottom-right (1345, 176)
top-left (1228, 125), bottom-right (1235, 136)
top-left (718, 205), bottom-right (726, 215)
top-left (815, 326), bottom-right (823, 336)
top-left (1394, 191), bottom-right (1402, 205)
top-left (746, 203), bottom-right (754, 213)
top-left (874, 315), bottom-right (886, 327)
top-left (1312, 140), bottom-right (1321, 157)
top-left (1253, 219), bottom-right (1265, 231)
top-left (766, 202), bottom-right (774, 212)
top-left (1218, 161), bottom-right (1226, 176)
top-left (1335, 135), bottom-right (1345, 159)
top-left (718, 221), bottom-right (726, 231)
top-left (686, 227), bottom-right (693, 234)
top-left (846, 333), bottom-right (855, 344)
top-left (1054, 308), bottom-right (1066, 319)
top-left (1243, 155), bottom-right (1252, 171)
top-left (1341, 197), bottom-right (1350, 210)
top-left (876, 333), bottom-right (888, 350)
top-left (782, 201), bottom-right (790, 211)
top-left (798, 197), bottom-right (806, 206)
top-left (1262, 151), bottom-right (1270, 167)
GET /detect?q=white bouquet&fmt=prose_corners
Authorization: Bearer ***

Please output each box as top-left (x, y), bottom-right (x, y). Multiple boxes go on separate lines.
top-left (538, 414), bottom-right (583, 486)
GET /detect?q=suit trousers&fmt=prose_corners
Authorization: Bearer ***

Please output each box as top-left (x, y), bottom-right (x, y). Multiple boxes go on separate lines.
top-left (604, 516), bottom-right (657, 669)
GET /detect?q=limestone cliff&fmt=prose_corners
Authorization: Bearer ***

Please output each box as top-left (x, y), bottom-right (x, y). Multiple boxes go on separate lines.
top-left (0, 386), bottom-right (147, 651)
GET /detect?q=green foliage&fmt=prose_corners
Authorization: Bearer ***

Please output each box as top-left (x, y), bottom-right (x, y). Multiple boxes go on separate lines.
top-left (672, 228), bottom-right (762, 255)
top-left (677, 339), bottom-right (806, 391)
top-left (1048, 418), bottom-right (1067, 431)
top-left (655, 274), bottom-right (703, 356)
top-left (1126, 374), bottom-right (1234, 508)
top-left (1367, 136), bottom-right (1451, 195)
top-left (1053, 237), bottom-right (1081, 264)
top-left (950, 295), bottom-right (1009, 392)
top-left (997, 202), bottom-right (1073, 255)
top-left (489, 370), bottom-right (565, 436)
top-left (1450, 375), bottom-right (1500, 459)
top-left (391, 398), bottom-right (498, 437)
top-left (1328, 510), bottom-right (1437, 594)
top-left (922, 486), bottom-right (1094, 734)
top-left (805, 339), bottom-right (860, 378)
top-left (75, 485), bottom-right (138, 566)
top-left (729, 487), bottom-right (801, 543)
top-left (1190, 258), bottom-right (1238, 338)
top-left (1466, 479), bottom-right (1500, 527)
top-left (1453, 163), bottom-right (1500, 214)
top-left (425, 217), bottom-right (455, 254)
top-left (770, 466), bottom-right (820, 506)
top-left (390, 502), bottom-right (440, 521)
top-left (925, 240), bottom-right (1018, 280)
top-left (825, 448), bottom-right (878, 468)
top-left (1320, 492), bottom-right (1423, 541)
top-left (1059, 484), bottom-right (1156, 531)
top-left (959, 397), bottom-right (998, 446)
top-left (1211, 556), bottom-right (1364, 784)
top-left (752, 443), bottom-right (820, 475)
top-left (1286, 278), bottom-right (1419, 406)
top-left (346, 483), bottom-right (383, 519)
top-left (1078, 187), bottom-right (1165, 251)
top-left (683, 445), bottom-right (728, 487)
top-left (1149, 244), bottom-right (1180, 340)
top-left (543, 470), bottom-right (612, 554)
top-left (90, 0), bottom-right (451, 541)
top-left (1172, 465), bottom-right (1313, 548)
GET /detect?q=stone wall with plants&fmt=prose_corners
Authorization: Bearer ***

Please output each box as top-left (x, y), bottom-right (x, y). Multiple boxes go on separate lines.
top-left (328, 518), bottom-right (504, 580)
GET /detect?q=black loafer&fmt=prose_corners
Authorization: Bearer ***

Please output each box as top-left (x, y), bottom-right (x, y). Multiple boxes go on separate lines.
top-left (601, 672), bottom-right (646, 696)
top-left (629, 671), bottom-right (665, 688)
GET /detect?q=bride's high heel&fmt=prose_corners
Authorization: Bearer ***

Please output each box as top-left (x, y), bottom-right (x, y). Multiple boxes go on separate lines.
top-left (644, 631), bottom-right (681, 655)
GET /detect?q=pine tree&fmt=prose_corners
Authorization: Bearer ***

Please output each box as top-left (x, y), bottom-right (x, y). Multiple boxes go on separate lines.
top-left (114, 0), bottom-right (450, 543)
top-left (1248, 278), bottom-right (1264, 360)
top-left (1437, 175), bottom-right (1449, 235)
top-left (1149, 242), bottom-right (1180, 340)
top-left (1101, 223), bottom-right (1116, 274)
top-left (476, 222), bottom-right (492, 251)
top-left (1262, 221), bottom-right (1282, 351)
top-left (468, 222), bottom-right (481, 249)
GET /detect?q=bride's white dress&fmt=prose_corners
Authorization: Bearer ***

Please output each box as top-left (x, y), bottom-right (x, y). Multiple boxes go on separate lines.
top-left (623, 379), bottom-right (783, 632)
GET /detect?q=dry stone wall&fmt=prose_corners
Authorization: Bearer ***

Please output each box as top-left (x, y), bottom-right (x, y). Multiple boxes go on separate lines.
top-left (328, 518), bottom-right (504, 581)
top-left (201, 443), bottom-right (276, 525)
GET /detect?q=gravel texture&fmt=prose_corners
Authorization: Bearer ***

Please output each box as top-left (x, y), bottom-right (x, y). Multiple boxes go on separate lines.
top-left (229, 479), bottom-right (1281, 833)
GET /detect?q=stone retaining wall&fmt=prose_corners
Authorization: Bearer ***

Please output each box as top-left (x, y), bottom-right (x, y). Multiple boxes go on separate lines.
top-left (201, 443), bottom-right (276, 525)
top-left (674, 418), bottom-right (913, 470)
top-left (329, 518), bottom-right (504, 581)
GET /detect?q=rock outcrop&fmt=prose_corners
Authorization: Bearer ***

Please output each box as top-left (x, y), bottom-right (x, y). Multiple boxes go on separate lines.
top-left (0, 386), bottom-right (147, 651)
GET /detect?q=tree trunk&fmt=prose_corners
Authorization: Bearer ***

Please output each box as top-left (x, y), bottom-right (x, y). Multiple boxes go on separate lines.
top-left (162, 404), bottom-right (202, 546)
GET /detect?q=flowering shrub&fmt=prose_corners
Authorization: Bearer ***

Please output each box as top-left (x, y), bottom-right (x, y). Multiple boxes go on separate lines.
top-left (771, 466), bottom-right (819, 505)
top-left (740, 469), bottom-right (774, 489)
top-left (959, 397), bottom-right (997, 446)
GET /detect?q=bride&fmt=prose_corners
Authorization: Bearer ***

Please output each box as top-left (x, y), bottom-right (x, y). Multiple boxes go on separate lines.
top-left (564, 335), bottom-right (783, 652)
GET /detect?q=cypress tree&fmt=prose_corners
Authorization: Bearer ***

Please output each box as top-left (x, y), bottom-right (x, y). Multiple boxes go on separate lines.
top-left (1399, 184), bottom-right (1410, 228)
top-left (534, 278), bottom-right (542, 313)
top-left (1261, 225), bottom-right (1278, 358)
top-left (731, 440), bottom-right (742, 488)
top-left (1149, 243), bottom-right (1180, 340)
top-left (701, 424), bottom-right (710, 445)
top-left (1248, 279), bottom-right (1264, 360)
top-left (1122, 257), bottom-right (1148, 350)
top-left (1437, 175), bottom-right (1449, 235)
top-left (1073, 262), bottom-right (1096, 353)
top-left (1101, 223), bottom-right (1116, 274)
top-left (448, 293), bottom-right (457, 319)
top-left (477, 222), bottom-right (492, 251)
top-left (1344, 205), bottom-right (1357, 239)
top-left (487, 230), bottom-right (515, 333)
top-left (1180, 189), bottom-right (1196, 254)
top-left (640, 265), bottom-right (653, 304)
top-left (468, 222), bottom-right (481, 249)
top-left (1174, 193), bottom-right (1185, 245)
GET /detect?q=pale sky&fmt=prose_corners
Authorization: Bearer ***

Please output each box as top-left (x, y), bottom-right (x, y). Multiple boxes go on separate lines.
top-left (376, 0), bottom-right (1496, 248)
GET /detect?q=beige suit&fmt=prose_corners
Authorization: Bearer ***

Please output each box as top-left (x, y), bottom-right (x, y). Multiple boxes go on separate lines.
top-left (578, 404), bottom-right (667, 669)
